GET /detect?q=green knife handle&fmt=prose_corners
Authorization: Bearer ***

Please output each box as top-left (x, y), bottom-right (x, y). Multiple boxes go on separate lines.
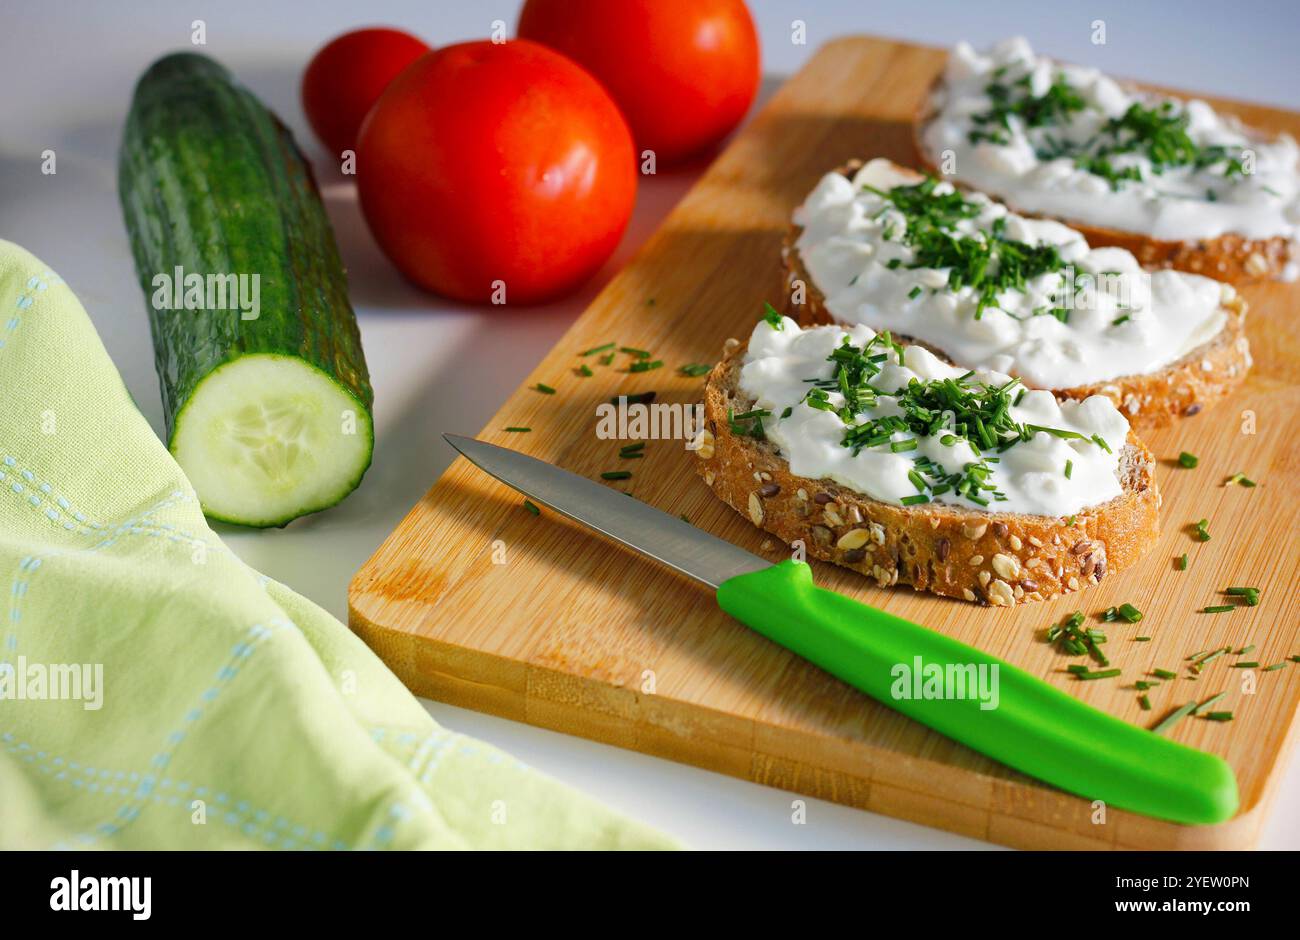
top-left (716, 560), bottom-right (1238, 825)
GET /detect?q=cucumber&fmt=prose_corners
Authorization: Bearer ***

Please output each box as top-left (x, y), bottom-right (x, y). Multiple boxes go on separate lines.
top-left (118, 52), bottom-right (373, 527)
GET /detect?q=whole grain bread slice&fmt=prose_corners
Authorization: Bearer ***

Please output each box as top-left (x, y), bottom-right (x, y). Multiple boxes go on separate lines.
top-left (783, 159), bottom-right (1252, 429)
top-left (912, 79), bottom-right (1295, 283)
top-left (695, 341), bottom-right (1161, 606)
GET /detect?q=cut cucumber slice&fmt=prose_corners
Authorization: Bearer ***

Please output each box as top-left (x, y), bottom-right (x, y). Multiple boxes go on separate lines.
top-left (171, 355), bottom-right (374, 528)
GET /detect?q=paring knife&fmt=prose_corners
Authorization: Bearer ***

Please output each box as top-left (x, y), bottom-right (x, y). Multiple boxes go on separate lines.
top-left (444, 434), bottom-right (1238, 826)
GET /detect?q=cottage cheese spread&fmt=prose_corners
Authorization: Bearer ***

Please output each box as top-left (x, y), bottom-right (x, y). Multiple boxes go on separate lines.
top-left (739, 317), bottom-right (1130, 517)
top-left (793, 159), bottom-right (1232, 389)
top-left (920, 37), bottom-right (1300, 244)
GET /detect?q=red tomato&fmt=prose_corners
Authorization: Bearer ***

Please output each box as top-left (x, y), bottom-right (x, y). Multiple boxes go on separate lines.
top-left (357, 39), bottom-right (636, 304)
top-left (302, 27), bottom-right (430, 157)
top-left (517, 0), bottom-right (760, 165)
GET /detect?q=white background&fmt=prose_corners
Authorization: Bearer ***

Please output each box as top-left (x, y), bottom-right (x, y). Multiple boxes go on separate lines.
top-left (2, 0), bottom-right (1297, 849)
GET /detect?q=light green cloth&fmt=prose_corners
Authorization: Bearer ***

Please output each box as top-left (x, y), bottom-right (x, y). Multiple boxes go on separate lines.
top-left (0, 239), bottom-right (674, 850)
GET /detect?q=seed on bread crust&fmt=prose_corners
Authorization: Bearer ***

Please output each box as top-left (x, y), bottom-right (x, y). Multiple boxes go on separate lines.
top-left (837, 528), bottom-right (870, 550)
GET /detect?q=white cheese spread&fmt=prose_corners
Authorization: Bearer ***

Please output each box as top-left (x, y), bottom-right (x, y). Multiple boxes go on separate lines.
top-left (920, 37), bottom-right (1300, 243)
top-left (794, 159), bottom-right (1232, 389)
top-left (738, 316), bottom-right (1130, 517)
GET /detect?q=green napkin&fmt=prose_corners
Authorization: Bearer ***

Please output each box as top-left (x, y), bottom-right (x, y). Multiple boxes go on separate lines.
top-left (0, 239), bottom-right (674, 850)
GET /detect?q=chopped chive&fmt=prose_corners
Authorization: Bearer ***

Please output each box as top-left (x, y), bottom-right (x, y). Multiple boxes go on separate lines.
top-left (1112, 314), bottom-right (1130, 326)
top-left (906, 469), bottom-right (927, 492)
top-left (1064, 459), bottom-right (1073, 479)
top-left (1152, 669), bottom-right (1178, 680)
top-left (908, 285), bottom-right (923, 299)
top-left (611, 391), bottom-right (656, 406)
top-left (1262, 663), bottom-right (1286, 672)
top-left (504, 426), bottom-right (531, 433)
top-left (1176, 553), bottom-right (1188, 570)
top-left (1224, 472), bottom-right (1256, 487)
top-left (532, 383), bottom-right (556, 395)
top-left (1203, 711), bottom-right (1234, 721)
top-left (1101, 606), bottom-right (1119, 623)
top-left (628, 359), bottom-right (663, 373)
top-left (1117, 603), bottom-right (1142, 623)
top-left (679, 363), bottom-right (712, 377)
top-left (891, 438), bottom-right (919, 453)
top-left (1235, 643), bottom-right (1255, 656)
top-left (1075, 668), bottom-right (1122, 680)
top-left (900, 494), bottom-right (930, 506)
top-left (1138, 694), bottom-right (1151, 711)
top-left (601, 470), bottom-right (632, 481)
top-left (1135, 680), bottom-right (1154, 690)
top-left (1194, 518), bottom-right (1211, 542)
top-left (599, 352), bottom-right (615, 366)
top-left (762, 303), bottom-right (784, 330)
top-left (1290, 655), bottom-right (1300, 664)
top-left (619, 346), bottom-right (652, 359)
top-left (1152, 701), bottom-right (1198, 734)
top-left (1233, 661), bottom-right (1259, 668)
top-left (1134, 636), bottom-right (1151, 642)
top-left (1067, 664), bottom-right (1090, 674)
top-left (578, 364), bottom-right (594, 377)
top-left (1192, 648), bottom-right (1228, 669)
top-left (1193, 692), bottom-right (1226, 713)
top-left (1202, 605), bottom-right (1234, 614)
top-left (1177, 451), bottom-right (1198, 468)
top-left (679, 513), bottom-right (689, 523)
top-left (580, 342), bottom-right (616, 356)
top-left (523, 499), bottom-right (540, 516)
top-left (619, 443), bottom-right (646, 459)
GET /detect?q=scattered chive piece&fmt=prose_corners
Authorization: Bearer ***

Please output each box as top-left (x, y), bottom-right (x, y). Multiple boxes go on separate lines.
top-left (601, 470), bottom-right (632, 481)
top-left (523, 499), bottom-right (540, 516)
top-left (900, 494), bottom-right (930, 506)
top-left (1191, 648), bottom-right (1228, 669)
top-left (1152, 701), bottom-right (1198, 734)
top-left (577, 364), bottom-right (593, 377)
top-left (1139, 694), bottom-right (1151, 711)
top-left (1225, 586), bottom-right (1261, 606)
top-left (1202, 605), bottom-right (1234, 614)
top-left (599, 352), bottom-right (615, 366)
top-left (1076, 668), bottom-right (1122, 680)
top-left (504, 426), bottom-right (531, 433)
top-left (1194, 518), bottom-right (1211, 542)
top-left (1290, 655), bottom-right (1300, 664)
top-left (532, 383), bottom-right (556, 395)
top-left (907, 285), bottom-right (923, 299)
top-left (619, 346), bottom-right (652, 359)
top-left (1235, 643), bottom-right (1255, 656)
top-left (1117, 603), bottom-right (1142, 623)
top-left (1067, 664), bottom-right (1090, 674)
top-left (580, 342), bottom-right (616, 356)
top-left (679, 513), bottom-right (690, 523)
top-left (1134, 636), bottom-right (1151, 642)
top-left (611, 391), bottom-right (657, 406)
top-left (619, 442), bottom-right (646, 459)
top-left (1064, 459), bottom-right (1073, 479)
top-left (679, 363), bottom-right (711, 377)
top-left (762, 303), bottom-right (785, 330)
top-left (1193, 692), bottom-right (1226, 714)
top-left (1203, 711), bottom-right (1234, 721)
top-left (1177, 451), bottom-right (1198, 468)
top-left (628, 359), bottom-right (663, 373)
top-left (1233, 661), bottom-right (1259, 668)
top-left (1224, 472), bottom-right (1256, 488)
top-left (1152, 668), bottom-right (1178, 680)
top-left (1176, 553), bottom-right (1188, 570)
top-left (1262, 663), bottom-right (1286, 672)
top-left (1135, 680), bottom-right (1154, 690)
top-left (890, 438), bottom-right (919, 453)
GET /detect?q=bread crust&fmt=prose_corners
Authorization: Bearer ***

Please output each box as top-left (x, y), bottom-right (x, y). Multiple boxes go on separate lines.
top-left (696, 346), bottom-right (1161, 606)
top-left (911, 75), bottom-right (1295, 284)
top-left (782, 160), bottom-right (1252, 429)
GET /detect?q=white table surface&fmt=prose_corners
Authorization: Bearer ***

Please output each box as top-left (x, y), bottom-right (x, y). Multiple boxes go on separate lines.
top-left (3, 0), bottom-right (1297, 849)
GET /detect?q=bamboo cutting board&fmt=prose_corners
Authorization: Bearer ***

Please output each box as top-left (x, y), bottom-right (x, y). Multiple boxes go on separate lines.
top-left (349, 36), bottom-right (1300, 849)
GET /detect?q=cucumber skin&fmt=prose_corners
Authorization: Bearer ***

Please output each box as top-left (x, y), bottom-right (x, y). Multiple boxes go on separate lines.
top-left (117, 52), bottom-right (374, 525)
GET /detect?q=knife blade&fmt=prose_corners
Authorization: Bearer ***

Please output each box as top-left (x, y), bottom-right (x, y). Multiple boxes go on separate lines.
top-left (444, 434), bottom-right (1238, 826)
